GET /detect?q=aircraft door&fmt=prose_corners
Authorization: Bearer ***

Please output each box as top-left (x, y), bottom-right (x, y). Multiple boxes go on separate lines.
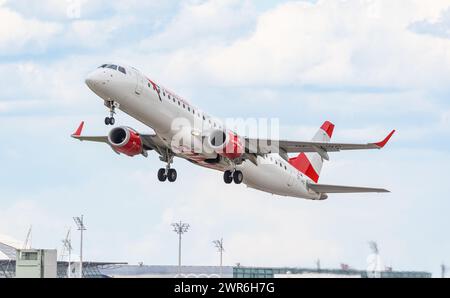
top-left (133, 69), bottom-right (144, 95)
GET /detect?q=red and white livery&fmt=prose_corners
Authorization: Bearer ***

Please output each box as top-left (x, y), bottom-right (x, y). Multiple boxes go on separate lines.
top-left (72, 63), bottom-right (395, 200)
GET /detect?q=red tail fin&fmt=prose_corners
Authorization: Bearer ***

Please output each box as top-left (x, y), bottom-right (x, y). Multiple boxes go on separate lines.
top-left (289, 121), bottom-right (335, 182)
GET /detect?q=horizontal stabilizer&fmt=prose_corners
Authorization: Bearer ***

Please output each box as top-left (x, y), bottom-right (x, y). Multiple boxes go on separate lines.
top-left (308, 183), bottom-right (390, 194)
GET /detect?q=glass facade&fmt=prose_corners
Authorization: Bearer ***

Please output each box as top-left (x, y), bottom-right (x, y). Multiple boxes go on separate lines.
top-left (233, 267), bottom-right (432, 279)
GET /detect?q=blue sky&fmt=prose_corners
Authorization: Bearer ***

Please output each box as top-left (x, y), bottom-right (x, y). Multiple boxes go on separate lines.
top-left (1, 0), bottom-right (450, 276)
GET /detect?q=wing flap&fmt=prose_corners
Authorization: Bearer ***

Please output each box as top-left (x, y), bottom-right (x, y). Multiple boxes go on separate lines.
top-left (72, 135), bottom-right (109, 143)
top-left (308, 183), bottom-right (390, 194)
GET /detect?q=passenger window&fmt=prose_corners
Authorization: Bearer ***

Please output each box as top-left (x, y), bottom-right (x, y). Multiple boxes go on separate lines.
top-left (203, 116), bottom-right (206, 121)
top-left (118, 66), bottom-right (126, 74)
top-left (188, 107), bottom-right (191, 112)
top-left (178, 101), bottom-right (180, 106)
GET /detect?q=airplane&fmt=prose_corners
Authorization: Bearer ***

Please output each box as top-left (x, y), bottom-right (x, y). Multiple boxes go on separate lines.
top-left (72, 63), bottom-right (395, 200)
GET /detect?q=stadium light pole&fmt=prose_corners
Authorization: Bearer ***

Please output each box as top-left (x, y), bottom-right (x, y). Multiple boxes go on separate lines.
top-left (172, 221), bottom-right (190, 274)
top-left (62, 229), bottom-right (73, 278)
top-left (213, 238), bottom-right (225, 278)
top-left (73, 215), bottom-right (87, 278)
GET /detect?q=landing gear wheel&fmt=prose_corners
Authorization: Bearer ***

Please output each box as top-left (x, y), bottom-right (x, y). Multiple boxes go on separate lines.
top-left (223, 171), bottom-right (233, 184)
top-left (233, 171), bottom-right (244, 184)
top-left (104, 117), bottom-right (115, 126)
top-left (158, 168), bottom-right (167, 182)
top-left (168, 169), bottom-right (178, 183)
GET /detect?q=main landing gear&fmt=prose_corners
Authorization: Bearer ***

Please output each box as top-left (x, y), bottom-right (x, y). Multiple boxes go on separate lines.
top-left (158, 168), bottom-right (177, 183)
top-left (224, 170), bottom-right (243, 185)
top-left (158, 150), bottom-right (177, 183)
top-left (105, 101), bottom-right (117, 126)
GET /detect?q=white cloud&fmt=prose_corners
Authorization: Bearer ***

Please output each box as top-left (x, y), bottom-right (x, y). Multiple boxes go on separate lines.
top-left (410, 7), bottom-right (450, 39)
top-left (140, 0), bottom-right (256, 50)
top-left (199, 0), bottom-right (450, 89)
top-left (63, 16), bottom-right (134, 49)
top-left (127, 0), bottom-right (450, 93)
top-left (0, 56), bottom-right (102, 105)
top-left (441, 110), bottom-right (450, 129)
top-left (0, 6), bottom-right (62, 54)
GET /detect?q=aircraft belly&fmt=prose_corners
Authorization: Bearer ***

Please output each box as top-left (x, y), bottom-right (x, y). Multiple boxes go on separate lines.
top-left (237, 159), bottom-right (314, 199)
top-left (240, 161), bottom-right (290, 196)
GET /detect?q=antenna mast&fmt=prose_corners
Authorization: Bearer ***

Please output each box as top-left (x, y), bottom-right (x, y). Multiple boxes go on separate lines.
top-left (213, 238), bottom-right (225, 277)
top-left (23, 226), bottom-right (32, 249)
top-left (61, 229), bottom-right (73, 278)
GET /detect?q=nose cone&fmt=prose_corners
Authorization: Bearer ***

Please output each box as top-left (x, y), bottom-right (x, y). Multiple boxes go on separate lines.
top-left (85, 71), bottom-right (103, 90)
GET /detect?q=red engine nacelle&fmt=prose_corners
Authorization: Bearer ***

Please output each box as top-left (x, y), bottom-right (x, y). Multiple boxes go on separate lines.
top-left (208, 130), bottom-right (244, 160)
top-left (108, 127), bottom-right (143, 157)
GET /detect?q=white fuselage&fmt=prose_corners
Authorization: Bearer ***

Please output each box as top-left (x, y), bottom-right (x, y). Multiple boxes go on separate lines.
top-left (85, 65), bottom-right (322, 200)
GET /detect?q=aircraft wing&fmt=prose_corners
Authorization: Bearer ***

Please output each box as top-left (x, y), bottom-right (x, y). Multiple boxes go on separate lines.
top-left (71, 121), bottom-right (163, 152)
top-left (308, 183), bottom-right (390, 194)
top-left (245, 130), bottom-right (395, 160)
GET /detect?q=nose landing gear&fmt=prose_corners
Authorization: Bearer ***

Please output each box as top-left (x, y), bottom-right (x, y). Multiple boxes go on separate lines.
top-left (105, 101), bottom-right (119, 126)
top-left (105, 117), bottom-right (115, 126)
top-left (224, 170), bottom-right (243, 184)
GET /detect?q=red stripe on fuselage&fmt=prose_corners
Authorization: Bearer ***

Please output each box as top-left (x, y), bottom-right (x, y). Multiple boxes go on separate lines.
top-left (289, 153), bottom-right (319, 183)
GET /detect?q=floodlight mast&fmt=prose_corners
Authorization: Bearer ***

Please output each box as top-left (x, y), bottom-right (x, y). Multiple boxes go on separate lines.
top-left (62, 229), bottom-right (73, 278)
top-left (73, 215), bottom-right (87, 278)
top-left (172, 221), bottom-right (190, 275)
top-left (213, 238), bottom-right (225, 277)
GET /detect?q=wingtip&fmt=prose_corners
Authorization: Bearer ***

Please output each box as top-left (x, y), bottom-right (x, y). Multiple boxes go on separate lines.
top-left (374, 130), bottom-right (396, 148)
top-left (72, 121), bottom-right (85, 138)
top-left (321, 121), bottom-right (335, 138)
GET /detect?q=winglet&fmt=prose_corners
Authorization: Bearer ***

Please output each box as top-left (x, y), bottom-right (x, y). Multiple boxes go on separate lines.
top-left (320, 121), bottom-right (335, 138)
top-left (72, 121), bottom-right (85, 138)
top-left (374, 130), bottom-right (396, 148)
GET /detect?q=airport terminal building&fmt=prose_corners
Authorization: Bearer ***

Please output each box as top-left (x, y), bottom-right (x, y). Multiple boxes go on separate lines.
top-left (0, 239), bottom-right (432, 278)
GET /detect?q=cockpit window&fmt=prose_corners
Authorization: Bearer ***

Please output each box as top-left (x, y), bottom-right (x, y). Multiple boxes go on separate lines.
top-left (118, 66), bottom-right (126, 74)
top-left (98, 64), bottom-right (107, 68)
top-left (107, 64), bottom-right (118, 70)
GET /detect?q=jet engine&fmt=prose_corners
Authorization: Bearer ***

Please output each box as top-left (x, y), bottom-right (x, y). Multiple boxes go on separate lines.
top-left (207, 130), bottom-right (244, 160)
top-left (108, 127), bottom-right (143, 157)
